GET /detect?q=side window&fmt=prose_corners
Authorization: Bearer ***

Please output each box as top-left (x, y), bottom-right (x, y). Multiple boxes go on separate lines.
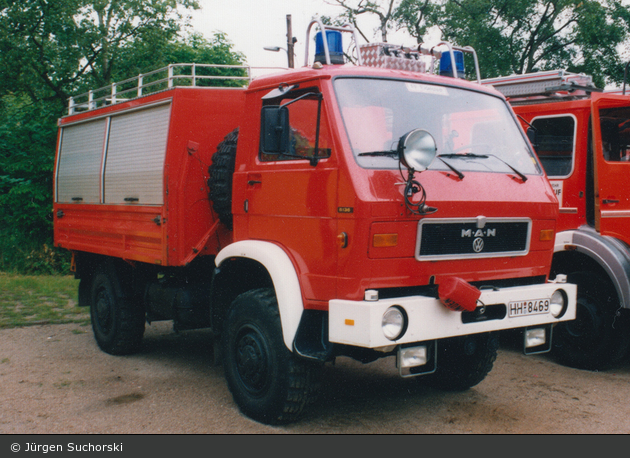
top-left (261, 92), bottom-right (332, 162)
top-left (600, 107), bottom-right (630, 162)
top-left (531, 115), bottom-right (575, 177)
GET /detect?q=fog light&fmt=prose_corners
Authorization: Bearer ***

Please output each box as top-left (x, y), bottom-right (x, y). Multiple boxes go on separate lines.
top-left (382, 306), bottom-right (407, 341)
top-left (399, 345), bottom-right (427, 368)
top-left (525, 327), bottom-right (546, 348)
top-left (550, 289), bottom-right (567, 318)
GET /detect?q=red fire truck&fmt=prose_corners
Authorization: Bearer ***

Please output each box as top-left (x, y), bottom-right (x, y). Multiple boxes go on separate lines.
top-left (483, 70), bottom-right (630, 371)
top-left (53, 18), bottom-right (576, 424)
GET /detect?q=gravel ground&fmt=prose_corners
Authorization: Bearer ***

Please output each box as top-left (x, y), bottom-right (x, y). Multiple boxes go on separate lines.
top-left (2, 322), bottom-right (630, 434)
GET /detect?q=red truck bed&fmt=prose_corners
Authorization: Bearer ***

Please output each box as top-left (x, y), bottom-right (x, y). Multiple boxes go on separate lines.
top-left (53, 87), bottom-right (244, 266)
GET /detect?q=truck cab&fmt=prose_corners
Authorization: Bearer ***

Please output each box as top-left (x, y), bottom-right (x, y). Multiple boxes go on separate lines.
top-left (483, 71), bottom-right (630, 370)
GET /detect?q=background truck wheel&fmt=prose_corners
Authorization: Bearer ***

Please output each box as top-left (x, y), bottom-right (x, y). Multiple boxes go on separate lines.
top-left (90, 268), bottom-right (145, 356)
top-left (420, 332), bottom-right (499, 391)
top-left (222, 288), bottom-right (320, 425)
top-left (551, 271), bottom-right (630, 371)
top-left (208, 128), bottom-right (238, 230)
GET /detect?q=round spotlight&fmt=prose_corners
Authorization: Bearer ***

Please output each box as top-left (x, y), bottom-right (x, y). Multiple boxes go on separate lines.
top-left (382, 306), bottom-right (407, 341)
top-left (550, 289), bottom-right (568, 318)
top-left (398, 129), bottom-right (437, 172)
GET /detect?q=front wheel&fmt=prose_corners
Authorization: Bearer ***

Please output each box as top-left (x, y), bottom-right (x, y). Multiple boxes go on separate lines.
top-left (222, 288), bottom-right (320, 425)
top-left (552, 271), bottom-right (630, 370)
top-left (90, 268), bottom-right (145, 356)
top-left (419, 332), bottom-right (499, 391)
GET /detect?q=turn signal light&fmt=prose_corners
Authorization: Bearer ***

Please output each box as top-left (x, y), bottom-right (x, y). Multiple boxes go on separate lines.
top-left (539, 229), bottom-right (554, 242)
top-left (373, 233), bottom-right (398, 247)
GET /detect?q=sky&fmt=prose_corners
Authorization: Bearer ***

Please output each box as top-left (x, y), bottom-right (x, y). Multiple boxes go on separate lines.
top-left (188, 0), bottom-right (420, 72)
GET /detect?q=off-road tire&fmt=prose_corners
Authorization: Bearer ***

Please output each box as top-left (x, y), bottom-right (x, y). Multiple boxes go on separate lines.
top-left (208, 128), bottom-right (239, 230)
top-left (552, 271), bottom-right (630, 371)
top-left (90, 267), bottom-right (145, 356)
top-left (420, 332), bottom-right (499, 391)
top-left (222, 288), bottom-right (320, 425)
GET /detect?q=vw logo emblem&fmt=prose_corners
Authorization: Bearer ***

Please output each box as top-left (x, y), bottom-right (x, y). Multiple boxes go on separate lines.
top-left (473, 237), bottom-right (484, 253)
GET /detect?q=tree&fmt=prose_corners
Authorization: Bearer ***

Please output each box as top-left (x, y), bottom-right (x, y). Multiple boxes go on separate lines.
top-left (437, 0), bottom-right (630, 86)
top-left (325, 0), bottom-right (399, 43)
top-left (110, 31), bottom-right (247, 90)
top-left (0, 1), bottom-right (246, 273)
top-left (0, 0), bottom-right (201, 108)
top-left (327, 0), bottom-right (630, 86)
top-left (392, 0), bottom-right (437, 44)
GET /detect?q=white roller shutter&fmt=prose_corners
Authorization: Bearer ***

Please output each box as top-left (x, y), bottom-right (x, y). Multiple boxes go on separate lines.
top-left (56, 119), bottom-right (107, 203)
top-left (104, 103), bottom-right (171, 205)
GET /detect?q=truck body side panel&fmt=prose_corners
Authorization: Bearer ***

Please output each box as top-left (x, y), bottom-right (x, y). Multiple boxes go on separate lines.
top-left (53, 87), bottom-right (245, 266)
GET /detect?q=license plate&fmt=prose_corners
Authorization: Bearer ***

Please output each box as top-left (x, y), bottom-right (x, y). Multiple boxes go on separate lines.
top-left (508, 299), bottom-right (550, 317)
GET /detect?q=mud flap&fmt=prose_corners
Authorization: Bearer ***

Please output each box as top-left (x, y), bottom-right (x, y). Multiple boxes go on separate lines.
top-left (293, 310), bottom-right (334, 362)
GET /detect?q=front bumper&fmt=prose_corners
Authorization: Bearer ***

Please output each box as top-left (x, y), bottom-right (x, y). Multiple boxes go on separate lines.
top-left (329, 281), bottom-right (577, 349)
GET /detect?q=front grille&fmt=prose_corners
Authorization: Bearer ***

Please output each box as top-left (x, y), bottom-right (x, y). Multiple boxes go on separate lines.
top-left (416, 218), bottom-right (531, 260)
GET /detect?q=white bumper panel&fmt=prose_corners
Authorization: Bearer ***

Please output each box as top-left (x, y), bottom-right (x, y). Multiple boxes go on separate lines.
top-left (329, 282), bottom-right (577, 348)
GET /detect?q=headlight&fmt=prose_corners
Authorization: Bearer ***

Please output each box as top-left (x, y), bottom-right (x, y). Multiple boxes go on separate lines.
top-left (382, 306), bottom-right (407, 341)
top-left (550, 289), bottom-right (567, 318)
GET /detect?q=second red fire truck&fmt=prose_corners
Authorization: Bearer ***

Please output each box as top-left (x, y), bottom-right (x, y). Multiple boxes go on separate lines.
top-left (484, 70), bottom-right (630, 371)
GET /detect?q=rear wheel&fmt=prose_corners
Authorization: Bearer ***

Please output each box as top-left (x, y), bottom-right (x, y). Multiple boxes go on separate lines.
top-left (222, 288), bottom-right (320, 425)
top-left (552, 271), bottom-right (630, 370)
top-left (420, 332), bottom-right (498, 391)
top-left (90, 266), bottom-right (145, 355)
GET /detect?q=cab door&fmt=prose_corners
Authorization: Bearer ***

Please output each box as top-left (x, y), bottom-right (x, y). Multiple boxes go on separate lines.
top-left (592, 93), bottom-right (630, 244)
top-left (245, 85), bottom-right (339, 306)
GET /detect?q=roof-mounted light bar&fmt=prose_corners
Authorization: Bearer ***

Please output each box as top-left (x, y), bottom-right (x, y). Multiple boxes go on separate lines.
top-left (359, 41), bottom-right (481, 83)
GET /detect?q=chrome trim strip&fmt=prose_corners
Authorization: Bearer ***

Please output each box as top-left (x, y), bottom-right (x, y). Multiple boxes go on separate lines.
top-left (415, 217), bottom-right (532, 261)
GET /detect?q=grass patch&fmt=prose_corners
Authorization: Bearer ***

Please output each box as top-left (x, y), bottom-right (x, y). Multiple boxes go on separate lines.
top-left (0, 273), bottom-right (90, 328)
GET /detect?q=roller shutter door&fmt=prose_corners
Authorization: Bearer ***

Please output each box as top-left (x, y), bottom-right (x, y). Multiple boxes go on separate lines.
top-left (104, 103), bottom-right (171, 205)
top-left (56, 119), bottom-right (107, 203)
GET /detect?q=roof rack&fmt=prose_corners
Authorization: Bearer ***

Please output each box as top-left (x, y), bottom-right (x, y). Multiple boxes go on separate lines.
top-left (481, 70), bottom-right (601, 102)
top-left (67, 63), bottom-right (256, 115)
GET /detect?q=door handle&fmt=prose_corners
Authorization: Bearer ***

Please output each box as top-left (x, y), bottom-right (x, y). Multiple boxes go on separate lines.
top-left (603, 199), bottom-right (620, 204)
top-left (248, 180), bottom-right (262, 186)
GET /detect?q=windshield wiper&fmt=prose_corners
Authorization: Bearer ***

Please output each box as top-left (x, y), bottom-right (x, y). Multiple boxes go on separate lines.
top-left (438, 152), bottom-right (527, 182)
top-left (436, 156), bottom-right (465, 180)
top-left (487, 154), bottom-right (528, 182)
top-left (438, 153), bottom-right (488, 159)
top-left (358, 150), bottom-right (398, 157)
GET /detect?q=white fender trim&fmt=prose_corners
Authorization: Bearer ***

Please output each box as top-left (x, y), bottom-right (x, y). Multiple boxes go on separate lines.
top-left (215, 240), bottom-right (303, 350)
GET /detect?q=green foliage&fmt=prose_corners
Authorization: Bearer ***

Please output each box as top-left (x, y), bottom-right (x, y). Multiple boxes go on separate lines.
top-left (328, 0), bottom-right (630, 86)
top-left (111, 31), bottom-right (248, 88)
top-left (0, 95), bottom-right (58, 233)
top-left (0, 1), bottom-right (245, 274)
top-left (437, 0), bottom-right (630, 85)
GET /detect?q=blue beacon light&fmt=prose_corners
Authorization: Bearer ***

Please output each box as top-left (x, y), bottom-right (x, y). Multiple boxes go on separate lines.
top-left (314, 30), bottom-right (344, 65)
top-left (439, 50), bottom-right (465, 78)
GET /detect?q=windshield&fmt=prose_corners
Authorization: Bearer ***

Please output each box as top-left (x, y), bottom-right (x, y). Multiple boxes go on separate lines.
top-left (334, 77), bottom-right (541, 175)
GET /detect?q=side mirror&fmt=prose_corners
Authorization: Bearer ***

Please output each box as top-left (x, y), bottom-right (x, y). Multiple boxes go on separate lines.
top-left (261, 106), bottom-right (290, 154)
top-left (526, 127), bottom-right (538, 151)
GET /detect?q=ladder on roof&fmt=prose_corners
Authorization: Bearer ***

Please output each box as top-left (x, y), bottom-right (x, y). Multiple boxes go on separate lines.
top-left (482, 69), bottom-right (601, 99)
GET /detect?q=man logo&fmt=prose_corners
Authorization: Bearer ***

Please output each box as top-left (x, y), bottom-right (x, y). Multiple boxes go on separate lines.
top-left (473, 237), bottom-right (484, 253)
